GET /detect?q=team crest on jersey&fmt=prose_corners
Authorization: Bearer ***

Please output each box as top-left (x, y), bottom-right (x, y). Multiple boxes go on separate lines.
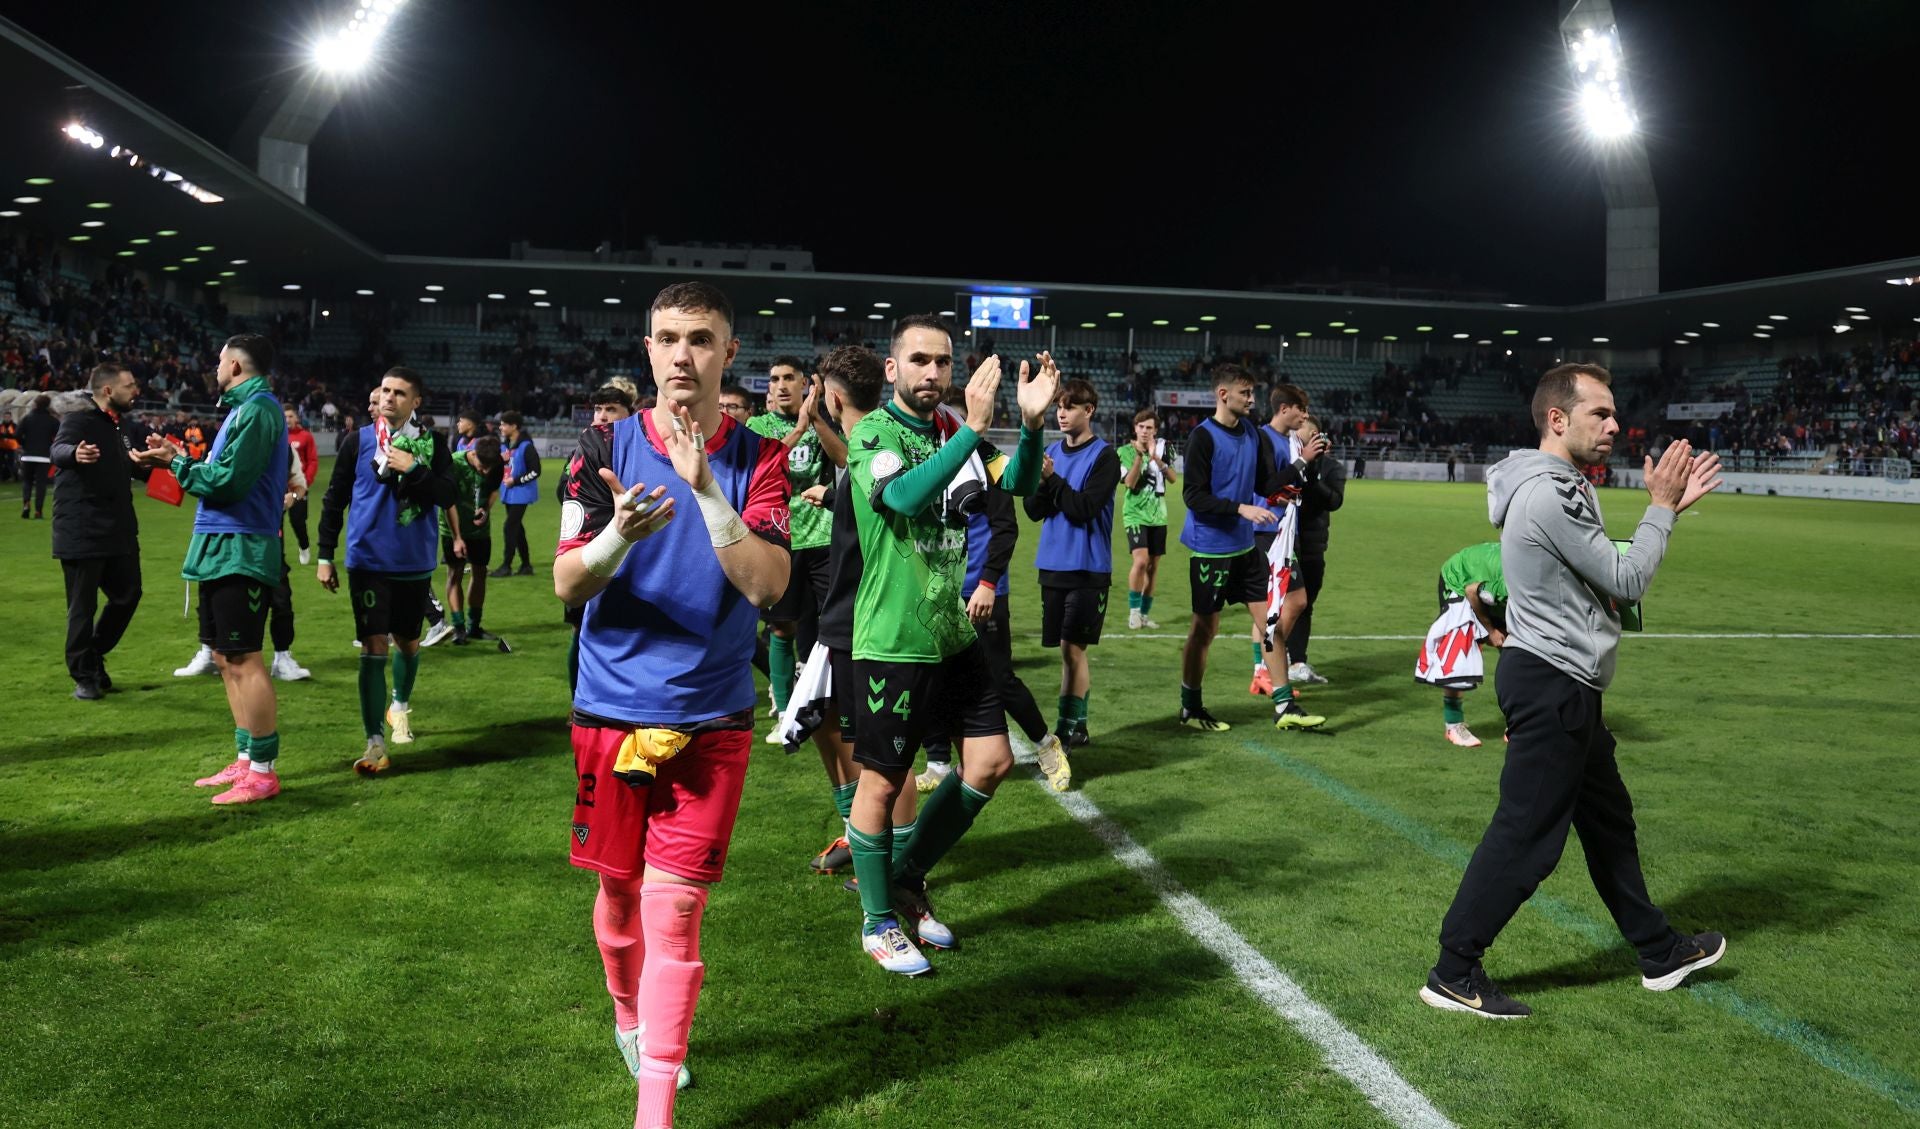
top-left (871, 450), bottom-right (904, 479)
top-left (572, 823), bottom-right (590, 846)
top-left (893, 736), bottom-right (906, 756)
top-left (560, 500), bottom-right (585, 541)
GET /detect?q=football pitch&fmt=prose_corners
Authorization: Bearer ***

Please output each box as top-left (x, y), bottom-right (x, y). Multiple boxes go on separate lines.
top-left (3, 471), bottom-right (1917, 1128)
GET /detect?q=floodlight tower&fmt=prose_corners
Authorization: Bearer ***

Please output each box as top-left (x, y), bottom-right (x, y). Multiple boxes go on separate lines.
top-left (1561, 0), bottom-right (1657, 300)
top-left (229, 0), bottom-right (408, 203)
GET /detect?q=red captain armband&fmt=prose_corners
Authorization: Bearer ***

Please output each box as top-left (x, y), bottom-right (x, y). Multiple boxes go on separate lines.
top-left (1262, 483), bottom-right (1303, 508)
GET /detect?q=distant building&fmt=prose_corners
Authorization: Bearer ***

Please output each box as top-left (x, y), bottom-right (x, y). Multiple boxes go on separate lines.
top-left (509, 238), bottom-right (814, 272)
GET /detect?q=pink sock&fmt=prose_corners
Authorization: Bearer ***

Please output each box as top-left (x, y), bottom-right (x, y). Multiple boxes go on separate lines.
top-left (594, 876), bottom-right (645, 1031)
top-left (633, 882), bottom-right (708, 1129)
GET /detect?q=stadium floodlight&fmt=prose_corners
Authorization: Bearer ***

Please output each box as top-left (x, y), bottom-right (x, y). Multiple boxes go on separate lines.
top-left (1567, 26), bottom-right (1636, 139)
top-left (312, 0), bottom-right (409, 76)
top-left (1563, 1), bottom-right (1656, 300)
top-left (1849, 314), bottom-right (1870, 321)
top-left (1844, 306), bottom-right (1866, 313)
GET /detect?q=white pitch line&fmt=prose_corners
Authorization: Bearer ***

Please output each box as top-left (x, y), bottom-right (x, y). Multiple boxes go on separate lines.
top-left (1010, 734), bottom-right (1456, 1129)
top-left (1041, 632), bottom-right (1920, 642)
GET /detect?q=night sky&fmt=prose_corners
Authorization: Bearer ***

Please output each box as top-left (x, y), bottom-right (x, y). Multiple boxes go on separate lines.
top-left (18, 0), bottom-right (1917, 304)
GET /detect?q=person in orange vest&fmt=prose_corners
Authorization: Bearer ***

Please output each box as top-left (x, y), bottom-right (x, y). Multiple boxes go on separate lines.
top-left (184, 418), bottom-right (208, 460)
top-left (0, 413), bottom-right (19, 482)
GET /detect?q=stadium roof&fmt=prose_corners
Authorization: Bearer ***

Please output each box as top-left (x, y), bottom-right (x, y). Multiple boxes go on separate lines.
top-left (5, 15), bottom-right (1919, 353)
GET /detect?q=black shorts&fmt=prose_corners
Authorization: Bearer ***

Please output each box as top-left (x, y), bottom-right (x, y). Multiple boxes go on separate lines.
top-left (443, 534), bottom-right (492, 570)
top-left (199, 573), bottom-right (272, 655)
top-left (764, 544), bottom-right (831, 624)
top-left (348, 571), bottom-right (433, 642)
top-left (1041, 584), bottom-right (1109, 647)
top-left (1190, 551), bottom-right (1265, 615)
top-left (850, 642), bottom-right (1005, 771)
top-left (1125, 524), bottom-right (1167, 556)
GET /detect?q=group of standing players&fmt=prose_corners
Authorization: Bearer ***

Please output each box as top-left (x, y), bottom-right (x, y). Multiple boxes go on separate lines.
top-left (142, 282), bottom-right (1728, 1128)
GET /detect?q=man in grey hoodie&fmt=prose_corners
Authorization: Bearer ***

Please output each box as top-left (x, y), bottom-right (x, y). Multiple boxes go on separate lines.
top-left (1421, 363), bottom-right (1726, 1020)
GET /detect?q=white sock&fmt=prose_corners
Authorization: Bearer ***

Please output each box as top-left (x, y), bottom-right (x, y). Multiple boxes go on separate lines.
top-left (250, 759), bottom-right (275, 774)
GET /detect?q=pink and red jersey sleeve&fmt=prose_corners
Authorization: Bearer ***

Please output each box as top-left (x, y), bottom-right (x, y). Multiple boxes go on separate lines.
top-left (556, 423), bottom-right (617, 556)
top-left (743, 434), bottom-right (791, 548)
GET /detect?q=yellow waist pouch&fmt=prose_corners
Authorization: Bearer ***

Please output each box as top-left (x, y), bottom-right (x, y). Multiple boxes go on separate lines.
top-left (611, 728), bottom-right (692, 787)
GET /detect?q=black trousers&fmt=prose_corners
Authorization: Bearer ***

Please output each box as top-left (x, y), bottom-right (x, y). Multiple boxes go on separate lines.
top-left (502, 503), bottom-right (531, 568)
top-left (1436, 647), bottom-right (1676, 977)
top-left (270, 555), bottom-right (296, 652)
top-left (21, 462), bottom-right (51, 513)
top-left (926, 596), bottom-right (1048, 762)
top-left (1284, 552), bottom-right (1326, 663)
top-left (287, 497), bottom-right (310, 550)
top-left (62, 553), bottom-right (143, 683)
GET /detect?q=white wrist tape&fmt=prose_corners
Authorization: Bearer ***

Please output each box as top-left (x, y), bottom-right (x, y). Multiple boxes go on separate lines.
top-left (581, 485), bottom-right (642, 577)
top-left (691, 478), bottom-right (749, 548)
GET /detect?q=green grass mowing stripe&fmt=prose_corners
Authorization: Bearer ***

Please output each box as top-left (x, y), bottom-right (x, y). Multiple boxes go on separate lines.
top-left (1238, 738), bottom-right (1920, 1117)
top-left (1008, 735), bottom-right (1457, 1129)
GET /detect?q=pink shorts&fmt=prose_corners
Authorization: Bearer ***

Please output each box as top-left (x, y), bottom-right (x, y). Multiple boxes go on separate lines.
top-left (568, 725), bottom-right (750, 883)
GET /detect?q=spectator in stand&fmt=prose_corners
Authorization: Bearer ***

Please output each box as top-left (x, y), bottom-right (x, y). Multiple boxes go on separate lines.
top-left (18, 393), bottom-right (57, 518)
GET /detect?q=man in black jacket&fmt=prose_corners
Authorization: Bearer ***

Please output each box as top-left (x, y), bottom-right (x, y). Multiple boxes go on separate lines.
top-left (19, 394), bottom-right (58, 518)
top-left (1285, 415), bottom-right (1346, 685)
top-left (50, 365), bottom-right (146, 699)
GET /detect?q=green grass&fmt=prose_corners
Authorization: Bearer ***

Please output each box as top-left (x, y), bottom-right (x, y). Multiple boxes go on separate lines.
top-left (3, 469), bottom-right (1917, 1127)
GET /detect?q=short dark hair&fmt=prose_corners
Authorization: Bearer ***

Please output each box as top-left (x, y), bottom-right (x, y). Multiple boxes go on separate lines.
top-left (589, 383), bottom-right (635, 410)
top-left (384, 365), bottom-right (426, 396)
top-left (818, 345), bottom-right (885, 412)
top-left (1132, 407), bottom-right (1159, 426)
top-left (89, 363), bottom-right (131, 393)
top-left (1213, 363), bottom-right (1253, 389)
top-left (223, 334), bottom-right (275, 375)
top-left (1057, 377), bottom-right (1098, 409)
top-left (499, 410), bottom-right (524, 428)
top-left (650, 281), bottom-right (734, 333)
top-left (470, 435), bottom-right (503, 469)
top-left (458, 409), bottom-right (483, 428)
top-left (891, 314), bottom-right (953, 355)
top-left (717, 383), bottom-right (750, 405)
top-left (1269, 383), bottom-right (1309, 413)
top-left (1532, 363), bottom-right (1612, 434)
top-left (32, 394), bottom-right (52, 412)
top-left (769, 355), bottom-right (811, 376)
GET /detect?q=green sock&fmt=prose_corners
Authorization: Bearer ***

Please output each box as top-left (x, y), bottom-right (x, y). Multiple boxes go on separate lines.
top-left (831, 781), bottom-right (857, 822)
top-left (1252, 641), bottom-right (1266, 669)
top-left (891, 819), bottom-right (918, 868)
top-left (1271, 681), bottom-right (1294, 708)
top-left (896, 772), bottom-right (991, 881)
top-left (1141, 594), bottom-right (1154, 616)
top-left (768, 634), bottom-right (796, 713)
top-left (1075, 694), bottom-right (1090, 733)
top-left (847, 823), bottom-right (896, 928)
top-left (1128, 590), bottom-right (1141, 610)
top-left (451, 609), bottom-right (467, 629)
top-left (390, 650), bottom-right (419, 705)
top-left (234, 726), bottom-right (252, 762)
top-left (248, 731), bottom-right (280, 772)
top-left (358, 655), bottom-right (388, 738)
top-left (1443, 696), bottom-right (1466, 724)
top-left (1180, 683), bottom-right (1201, 713)
top-left (1056, 694), bottom-right (1077, 739)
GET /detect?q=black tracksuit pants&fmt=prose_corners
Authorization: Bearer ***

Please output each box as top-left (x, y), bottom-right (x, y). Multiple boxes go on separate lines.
top-left (1436, 646), bottom-right (1677, 978)
top-left (1285, 552), bottom-right (1326, 663)
top-left (62, 553), bottom-right (143, 683)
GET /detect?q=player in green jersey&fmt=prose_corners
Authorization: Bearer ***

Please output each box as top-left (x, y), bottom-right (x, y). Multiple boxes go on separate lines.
top-left (442, 435), bottom-right (505, 647)
top-left (745, 356), bottom-right (845, 723)
top-left (1433, 542), bottom-right (1509, 747)
top-left (843, 314), bottom-right (1056, 976)
top-left (1116, 408), bottom-right (1175, 629)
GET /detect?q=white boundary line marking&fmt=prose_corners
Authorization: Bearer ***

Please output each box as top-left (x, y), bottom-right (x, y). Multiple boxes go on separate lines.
top-left (1055, 632), bottom-right (1920, 641)
top-left (1010, 734), bottom-right (1456, 1129)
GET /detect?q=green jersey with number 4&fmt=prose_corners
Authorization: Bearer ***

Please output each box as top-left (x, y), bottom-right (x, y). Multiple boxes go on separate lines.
top-left (847, 405), bottom-right (975, 663)
top-left (746, 411), bottom-right (833, 551)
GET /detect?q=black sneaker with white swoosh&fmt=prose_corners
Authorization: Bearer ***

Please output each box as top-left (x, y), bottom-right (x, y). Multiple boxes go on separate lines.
top-left (1640, 931), bottom-right (1727, 991)
top-left (1419, 967), bottom-right (1532, 1019)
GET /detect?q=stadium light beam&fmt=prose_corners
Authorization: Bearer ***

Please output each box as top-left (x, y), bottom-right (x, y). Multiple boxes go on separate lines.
top-left (311, 0), bottom-right (408, 76)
